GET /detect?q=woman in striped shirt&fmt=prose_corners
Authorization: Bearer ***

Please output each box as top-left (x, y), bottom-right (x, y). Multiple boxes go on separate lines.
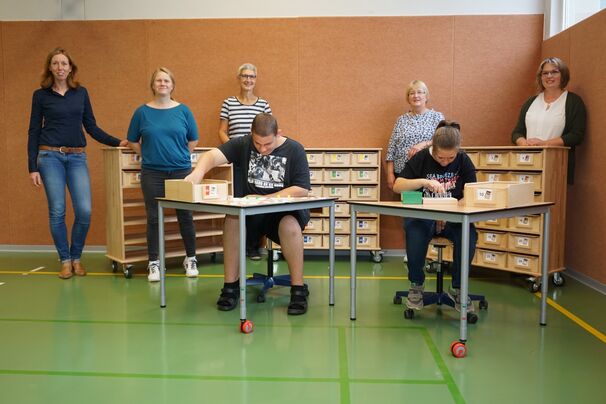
top-left (218, 63), bottom-right (273, 260)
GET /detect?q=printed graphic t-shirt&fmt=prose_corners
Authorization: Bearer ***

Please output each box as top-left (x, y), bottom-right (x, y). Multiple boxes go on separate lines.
top-left (399, 148), bottom-right (477, 200)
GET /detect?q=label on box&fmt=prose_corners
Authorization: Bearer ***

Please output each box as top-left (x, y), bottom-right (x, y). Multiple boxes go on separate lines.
top-left (484, 252), bottom-right (497, 262)
top-left (335, 220), bottom-right (343, 230)
top-left (487, 153), bottom-right (501, 163)
top-left (330, 154), bottom-right (344, 163)
top-left (518, 153), bottom-right (533, 163)
top-left (357, 220), bottom-right (368, 229)
top-left (518, 175), bottom-right (531, 183)
top-left (329, 187), bottom-right (341, 196)
top-left (476, 188), bottom-right (494, 201)
top-left (516, 237), bottom-right (530, 247)
top-left (330, 170), bottom-right (342, 179)
top-left (204, 184), bottom-right (219, 198)
top-left (358, 170), bottom-right (369, 179)
top-left (358, 154), bottom-right (370, 162)
top-left (485, 233), bottom-right (497, 243)
top-left (307, 154), bottom-right (316, 162)
top-left (335, 236), bottom-right (344, 246)
top-left (487, 219), bottom-right (499, 224)
top-left (518, 216), bottom-right (530, 226)
top-left (303, 235), bottom-right (313, 244)
top-left (135, 172), bottom-right (141, 182)
top-left (130, 154), bottom-right (141, 163)
top-left (357, 187), bottom-right (370, 196)
top-left (487, 173), bottom-right (499, 182)
top-left (358, 236), bottom-right (368, 244)
top-left (515, 257), bottom-right (529, 267)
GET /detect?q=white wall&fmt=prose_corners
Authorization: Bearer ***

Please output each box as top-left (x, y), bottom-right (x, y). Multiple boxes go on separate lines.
top-left (0, 0), bottom-right (544, 21)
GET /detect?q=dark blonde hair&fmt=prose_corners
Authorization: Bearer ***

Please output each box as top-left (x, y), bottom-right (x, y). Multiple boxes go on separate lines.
top-left (536, 57), bottom-right (570, 91)
top-left (405, 79), bottom-right (429, 101)
top-left (251, 113), bottom-right (278, 137)
top-left (40, 47), bottom-right (79, 89)
top-left (150, 67), bottom-right (176, 96)
top-left (433, 120), bottom-right (461, 150)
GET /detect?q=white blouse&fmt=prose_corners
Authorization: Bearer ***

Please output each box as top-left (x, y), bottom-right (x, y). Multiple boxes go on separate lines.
top-left (525, 91), bottom-right (567, 141)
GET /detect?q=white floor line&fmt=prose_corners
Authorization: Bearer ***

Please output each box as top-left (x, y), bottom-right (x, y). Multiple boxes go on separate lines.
top-left (23, 266), bottom-right (45, 276)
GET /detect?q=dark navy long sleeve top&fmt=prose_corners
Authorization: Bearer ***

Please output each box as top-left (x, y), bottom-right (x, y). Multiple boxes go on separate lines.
top-left (27, 86), bottom-right (121, 172)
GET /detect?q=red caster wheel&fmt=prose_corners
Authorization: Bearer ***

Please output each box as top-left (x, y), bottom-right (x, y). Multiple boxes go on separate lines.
top-left (450, 341), bottom-right (467, 358)
top-left (240, 320), bottom-right (254, 334)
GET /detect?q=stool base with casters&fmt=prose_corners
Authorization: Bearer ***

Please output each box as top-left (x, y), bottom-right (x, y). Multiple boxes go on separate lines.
top-left (394, 239), bottom-right (488, 323)
top-left (246, 240), bottom-right (306, 303)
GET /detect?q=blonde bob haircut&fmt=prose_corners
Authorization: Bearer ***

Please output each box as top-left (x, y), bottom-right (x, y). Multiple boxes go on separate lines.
top-left (150, 67), bottom-right (176, 96)
top-left (405, 80), bottom-right (429, 101)
top-left (536, 57), bottom-right (570, 91)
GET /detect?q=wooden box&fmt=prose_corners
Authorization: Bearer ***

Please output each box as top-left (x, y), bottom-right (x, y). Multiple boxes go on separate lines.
top-left (508, 253), bottom-right (540, 274)
top-left (356, 218), bottom-right (378, 233)
top-left (477, 230), bottom-right (508, 250)
top-left (511, 172), bottom-right (543, 192)
top-left (323, 218), bottom-right (350, 233)
top-left (303, 234), bottom-right (323, 248)
top-left (303, 218), bottom-right (323, 233)
top-left (121, 153), bottom-right (142, 169)
top-left (477, 217), bottom-right (508, 230)
top-left (510, 151), bottom-right (543, 169)
top-left (309, 168), bottom-right (324, 183)
top-left (309, 185), bottom-right (324, 197)
top-left (351, 185), bottom-right (378, 200)
top-left (306, 152), bottom-right (324, 166)
top-left (477, 171), bottom-right (511, 183)
top-left (508, 233), bottom-right (541, 255)
top-left (352, 152), bottom-right (378, 165)
top-left (351, 168), bottom-right (378, 182)
top-left (321, 202), bottom-right (349, 216)
top-left (464, 181), bottom-right (534, 208)
top-left (355, 234), bottom-right (378, 249)
top-left (323, 234), bottom-right (350, 249)
top-left (479, 151), bottom-right (510, 168)
top-left (323, 185), bottom-right (350, 199)
top-left (508, 215), bottom-right (542, 233)
top-left (164, 179), bottom-right (228, 202)
top-left (475, 248), bottom-right (507, 269)
top-left (122, 171), bottom-right (142, 188)
top-left (325, 152), bottom-right (351, 165)
top-left (325, 168), bottom-right (351, 182)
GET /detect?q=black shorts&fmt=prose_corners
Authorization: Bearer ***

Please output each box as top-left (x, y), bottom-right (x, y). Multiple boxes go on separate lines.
top-left (247, 209), bottom-right (310, 245)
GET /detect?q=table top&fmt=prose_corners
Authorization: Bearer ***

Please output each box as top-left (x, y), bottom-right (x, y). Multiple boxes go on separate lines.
top-left (348, 200), bottom-right (554, 215)
top-left (159, 196), bottom-right (338, 208)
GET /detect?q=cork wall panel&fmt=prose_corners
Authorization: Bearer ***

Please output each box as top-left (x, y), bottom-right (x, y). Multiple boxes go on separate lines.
top-left (297, 17), bottom-right (454, 150)
top-left (560, 10), bottom-right (606, 283)
top-left (452, 15), bottom-right (543, 146)
top-left (0, 24), bottom-right (8, 244)
top-left (2, 21), bottom-right (148, 245)
top-left (145, 19), bottom-right (300, 147)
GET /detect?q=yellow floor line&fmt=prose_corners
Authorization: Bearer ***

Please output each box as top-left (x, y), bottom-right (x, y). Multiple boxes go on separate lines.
top-left (537, 292), bottom-right (606, 344)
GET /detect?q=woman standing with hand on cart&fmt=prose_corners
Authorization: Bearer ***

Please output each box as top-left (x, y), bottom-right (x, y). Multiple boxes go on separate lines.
top-left (127, 67), bottom-right (199, 282)
top-left (27, 47), bottom-right (128, 279)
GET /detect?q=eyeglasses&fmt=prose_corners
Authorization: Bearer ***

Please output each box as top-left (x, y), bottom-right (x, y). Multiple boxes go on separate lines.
top-left (541, 69), bottom-right (560, 77)
top-left (436, 120), bottom-right (461, 130)
top-left (240, 74), bottom-right (257, 79)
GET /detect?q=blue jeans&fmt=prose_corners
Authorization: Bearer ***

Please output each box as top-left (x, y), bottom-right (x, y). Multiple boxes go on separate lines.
top-left (404, 218), bottom-right (477, 288)
top-left (37, 151), bottom-right (91, 262)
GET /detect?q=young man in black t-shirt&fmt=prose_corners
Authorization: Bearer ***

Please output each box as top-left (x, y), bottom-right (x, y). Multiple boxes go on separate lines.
top-left (393, 121), bottom-right (478, 313)
top-left (186, 113), bottom-right (312, 315)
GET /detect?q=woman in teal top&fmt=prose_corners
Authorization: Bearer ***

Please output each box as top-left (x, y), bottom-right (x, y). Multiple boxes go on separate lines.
top-left (127, 67), bottom-right (199, 282)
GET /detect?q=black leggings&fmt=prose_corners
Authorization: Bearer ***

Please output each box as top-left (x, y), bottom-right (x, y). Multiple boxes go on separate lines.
top-left (140, 167), bottom-right (196, 261)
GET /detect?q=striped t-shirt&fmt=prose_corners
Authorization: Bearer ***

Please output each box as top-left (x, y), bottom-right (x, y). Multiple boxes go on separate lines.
top-left (220, 96), bottom-right (272, 139)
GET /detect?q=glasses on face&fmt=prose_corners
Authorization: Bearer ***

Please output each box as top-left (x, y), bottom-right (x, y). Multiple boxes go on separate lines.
top-left (240, 74), bottom-right (257, 80)
top-left (541, 69), bottom-right (560, 77)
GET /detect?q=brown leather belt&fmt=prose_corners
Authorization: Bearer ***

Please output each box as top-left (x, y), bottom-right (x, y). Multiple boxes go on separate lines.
top-left (39, 145), bottom-right (85, 154)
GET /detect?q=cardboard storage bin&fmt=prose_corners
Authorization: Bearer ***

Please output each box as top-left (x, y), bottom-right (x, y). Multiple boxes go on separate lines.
top-left (356, 218), bottom-right (378, 233)
top-left (306, 152), bottom-right (324, 166)
top-left (323, 185), bottom-right (350, 199)
top-left (508, 233), bottom-right (541, 255)
top-left (508, 215), bottom-right (542, 233)
top-left (464, 181), bottom-right (534, 208)
top-left (303, 218), bottom-right (323, 233)
top-left (477, 171), bottom-right (511, 182)
top-left (325, 152), bottom-right (351, 165)
top-left (323, 218), bottom-right (350, 233)
top-left (164, 179), bottom-right (228, 202)
top-left (475, 248), bottom-right (507, 270)
top-left (511, 172), bottom-right (542, 192)
top-left (477, 218), bottom-right (508, 229)
top-left (508, 253), bottom-right (540, 274)
top-left (351, 168), bottom-right (378, 182)
top-left (477, 230), bottom-right (508, 250)
top-left (303, 234), bottom-right (323, 248)
top-left (323, 234), bottom-right (350, 249)
top-left (479, 151), bottom-right (510, 168)
top-left (352, 152), bottom-right (378, 165)
top-left (325, 168), bottom-right (351, 182)
top-left (355, 234), bottom-right (378, 249)
top-left (309, 168), bottom-right (324, 183)
top-left (309, 185), bottom-right (324, 197)
top-left (510, 151), bottom-right (543, 169)
top-left (351, 185), bottom-right (378, 200)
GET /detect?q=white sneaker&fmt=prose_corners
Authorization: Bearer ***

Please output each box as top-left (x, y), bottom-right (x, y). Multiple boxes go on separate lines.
top-left (406, 284), bottom-right (424, 310)
top-left (447, 288), bottom-right (475, 313)
top-left (147, 260), bottom-right (160, 282)
top-left (183, 256), bottom-right (198, 278)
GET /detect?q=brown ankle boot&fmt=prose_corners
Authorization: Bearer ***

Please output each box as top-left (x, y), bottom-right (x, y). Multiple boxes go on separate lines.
top-left (58, 262), bottom-right (73, 279)
top-left (73, 261), bottom-right (86, 276)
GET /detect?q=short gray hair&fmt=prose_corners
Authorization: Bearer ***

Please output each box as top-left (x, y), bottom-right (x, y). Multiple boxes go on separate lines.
top-left (238, 63), bottom-right (257, 76)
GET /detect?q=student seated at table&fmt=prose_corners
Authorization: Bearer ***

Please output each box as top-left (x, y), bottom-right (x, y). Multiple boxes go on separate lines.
top-left (392, 120), bottom-right (478, 313)
top-left (185, 113), bottom-right (312, 315)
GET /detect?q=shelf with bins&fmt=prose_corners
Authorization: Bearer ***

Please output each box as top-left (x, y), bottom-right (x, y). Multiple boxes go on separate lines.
top-left (304, 148), bottom-right (382, 257)
top-left (103, 147), bottom-right (233, 276)
top-left (460, 146), bottom-right (568, 284)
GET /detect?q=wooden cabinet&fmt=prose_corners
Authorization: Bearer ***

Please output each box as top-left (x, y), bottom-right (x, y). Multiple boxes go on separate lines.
top-left (464, 146), bottom-right (568, 278)
top-left (103, 147), bottom-right (232, 274)
top-left (304, 148), bottom-right (382, 260)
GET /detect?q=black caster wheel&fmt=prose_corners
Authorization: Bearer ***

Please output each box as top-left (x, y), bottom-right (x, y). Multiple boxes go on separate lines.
top-left (256, 294), bottom-right (266, 303)
top-left (404, 308), bottom-right (414, 319)
top-left (467, 313), bottom-right (478, 324)
top-left (371, 251), bottom-right (383, 263)
top-left (111, 261), bottom-right (118, 273)
top-left (479, 300), bottom-right (488, 310)
top-left (552, 273), bottom-right (566, 286)
top-left (528, 282), bottom-right (540, 293)
top-left (123, 265), bottom-right (134, 279)
top-left (393, 295), bottom-right (402, 305)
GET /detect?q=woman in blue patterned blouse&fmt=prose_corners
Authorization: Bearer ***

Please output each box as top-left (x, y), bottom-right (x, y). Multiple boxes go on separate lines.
top-left (385, 80), bottom-right (444, 191)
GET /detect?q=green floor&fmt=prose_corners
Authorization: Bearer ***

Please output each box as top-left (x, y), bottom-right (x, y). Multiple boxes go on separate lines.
top-left (0, 252), bottom-right (605, 404)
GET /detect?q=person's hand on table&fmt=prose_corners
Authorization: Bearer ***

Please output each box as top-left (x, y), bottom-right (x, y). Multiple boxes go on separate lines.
top-left (184, 171), bottom-right (203, 184)
top-left (425, 179), bottom-right (445, 194)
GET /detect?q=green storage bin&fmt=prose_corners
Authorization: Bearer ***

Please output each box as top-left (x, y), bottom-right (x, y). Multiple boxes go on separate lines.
top-left (401, 191), bottom-right (423, 204)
